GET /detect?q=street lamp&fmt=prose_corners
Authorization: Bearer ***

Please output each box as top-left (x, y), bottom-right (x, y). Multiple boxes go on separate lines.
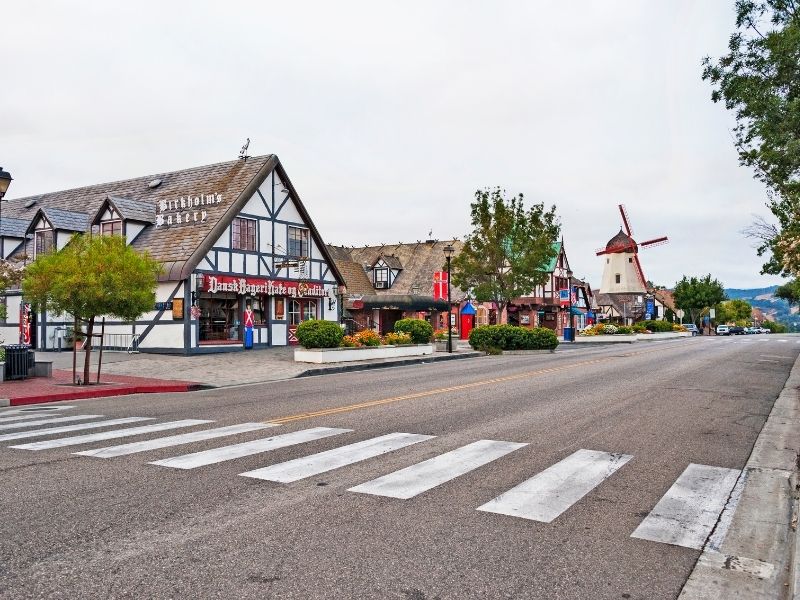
top-left (567, 268), bottom-right (574, 342)
top-left (0, 168), bottom-right (13, 259)
top-left (443, 244), bottom-right (454, 353)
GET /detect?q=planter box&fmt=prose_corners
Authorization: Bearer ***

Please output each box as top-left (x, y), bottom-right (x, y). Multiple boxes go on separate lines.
top-left (295, 344), bottom-right (434, 364)
top-left (575, 335), bottom-right (638, 343)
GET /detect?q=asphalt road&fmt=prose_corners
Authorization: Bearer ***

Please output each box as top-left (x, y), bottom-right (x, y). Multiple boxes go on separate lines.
top-left (1, 335), bottom-right (797, 600)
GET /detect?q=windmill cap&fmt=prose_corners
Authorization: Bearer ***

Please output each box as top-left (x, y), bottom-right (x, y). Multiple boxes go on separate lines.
top-left (605, 229), bottom-right (637, 251)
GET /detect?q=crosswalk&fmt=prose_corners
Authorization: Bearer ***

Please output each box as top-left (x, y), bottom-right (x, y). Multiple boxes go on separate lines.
top-left (0, 412), bottom-right (744, 551)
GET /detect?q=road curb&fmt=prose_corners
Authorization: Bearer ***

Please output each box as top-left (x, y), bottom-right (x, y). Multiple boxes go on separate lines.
top-left (679, 352), bottom-right (800, 599)
top-left (295, 351), bottom-right (481, 378)
top-left (7, 383), bottom-right (207, 406)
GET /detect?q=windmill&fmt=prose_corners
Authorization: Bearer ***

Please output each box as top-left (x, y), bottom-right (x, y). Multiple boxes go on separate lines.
top-left (596, 205), bottom-right (668, 292)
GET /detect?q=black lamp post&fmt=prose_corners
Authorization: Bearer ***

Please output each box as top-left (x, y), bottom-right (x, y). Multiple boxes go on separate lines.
top-left (567, 268), bottom-right (574, 342)
top-left (0, 168), bottom-right (12, 257)
top-left (444, 244), bottom-right (454, 353)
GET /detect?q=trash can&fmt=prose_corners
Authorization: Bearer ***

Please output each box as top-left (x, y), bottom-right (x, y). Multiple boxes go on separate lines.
top-left (4, 344), bottom-right (31, 380)
top-left (563, 327), bottom-right (575, 342)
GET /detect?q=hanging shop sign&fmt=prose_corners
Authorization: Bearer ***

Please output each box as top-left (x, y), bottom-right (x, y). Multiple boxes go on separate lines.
top-left (559, 289), bottom-right (570, 306)
top-left (200, 275), bottom-right (329, 298)
top-left (155, 193), bottom-right (223, 228)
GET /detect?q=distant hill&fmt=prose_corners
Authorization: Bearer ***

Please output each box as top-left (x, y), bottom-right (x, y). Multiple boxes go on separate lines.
top-left (724, 285), bottom-right (800, 331)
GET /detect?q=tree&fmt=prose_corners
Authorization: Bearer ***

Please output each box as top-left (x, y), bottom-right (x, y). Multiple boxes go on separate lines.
top-left (715, 298), bottom-right (754, 324)
top-left (762, 318), bottom-right (788, 332)
top-left (22, 235), bottom-right (161, 384)
top-left (702, 1), bottom-right (800, 276)
top-left (451, 188), bottom-right (560, 323)
top-left (775, 278), bottom-right (800, 304)
top-left (673, 275), bottom-right (727, 325)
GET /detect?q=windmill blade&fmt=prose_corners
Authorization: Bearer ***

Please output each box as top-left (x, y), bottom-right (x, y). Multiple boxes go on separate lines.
top-left (633, 254), bottom-right (648, 289)
top-left (639, 236), bottom-right (669, 248)
top-left (619, 204), bottom-right (634, 237)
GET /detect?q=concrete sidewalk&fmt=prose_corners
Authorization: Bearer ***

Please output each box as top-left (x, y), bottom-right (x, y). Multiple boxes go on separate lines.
top-left (679, 352), bottom-right (800, 598)
top-left (34, 344), bottom-right (481, 388)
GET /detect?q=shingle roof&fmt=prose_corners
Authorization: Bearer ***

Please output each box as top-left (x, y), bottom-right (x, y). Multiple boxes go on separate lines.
top-left (32, 207), bottom-right (89, 233)
top-left (105, 196), bottom-right (156, 223)
top-left (3, 156), bottom-right (344, 285)
top-left (605, 229), bottom-right (636, 252)
top-left (0, 217), bottom-right (30, 238)
top-left (325, 245), bottom-right (374, 296)
top-left (328, 240), bottom-right (466, 300)
top-left (376, 254), bottom-right (403, 270)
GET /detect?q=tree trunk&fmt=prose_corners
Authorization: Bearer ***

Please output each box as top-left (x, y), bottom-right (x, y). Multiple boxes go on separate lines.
top-left (83, 316), bottom-right (94, 385)
top-left (497, 301), bottom-right (508, 324)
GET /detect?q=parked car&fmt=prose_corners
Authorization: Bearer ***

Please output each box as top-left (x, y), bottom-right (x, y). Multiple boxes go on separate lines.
top-left (758, 327), bottom-right (771, 334)
top-left (743, 327), bottom-right (757, 334)
top-left (716, 325), bottom-right (730, 336)
top-left (729, 326), bottom-right (745, 335)
top-left (683, 324), bottom-right (699, 336)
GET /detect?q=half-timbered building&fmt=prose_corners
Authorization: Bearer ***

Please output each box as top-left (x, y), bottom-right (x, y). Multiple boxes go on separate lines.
top-left (0, 155), bottom-right (344, 353)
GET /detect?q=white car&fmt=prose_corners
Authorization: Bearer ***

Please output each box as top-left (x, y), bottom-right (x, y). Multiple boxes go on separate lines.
top-left (716, 325), bottom-right (730, 336)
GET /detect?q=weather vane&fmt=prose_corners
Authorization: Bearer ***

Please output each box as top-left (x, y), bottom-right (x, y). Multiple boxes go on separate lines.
top-left (239, 138), bottom-right (250, 160)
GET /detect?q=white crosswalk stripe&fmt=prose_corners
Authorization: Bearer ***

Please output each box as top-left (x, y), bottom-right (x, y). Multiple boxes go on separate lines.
top-left (477, 449), bottom-right (632, 522)
top-left (0, 417), bottom-right (153, 443)
top-left (0, 414), bottom-right (104, 431)
top-left (630, 463), bottom-right (741, 549)
top-left (10, 419), bottom-right (213, 451)
top-left (240, 432), bottom-right (435, 483)
top-left (0, 413), bottom-right (76, 423)
top-left (349, 439), bottom-right (526, 499)
top-left (150, 427), bottom-right (351, 470)
top-left (74, 423), bottom-right (274, 458)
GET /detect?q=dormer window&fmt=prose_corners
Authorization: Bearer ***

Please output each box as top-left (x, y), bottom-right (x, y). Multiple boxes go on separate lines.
top-left (100, 220), bottom-right (122, 237)
top-left (374, 267), bottom-right (389, 289)
top-left (34, 229), bottom-right (54, 257)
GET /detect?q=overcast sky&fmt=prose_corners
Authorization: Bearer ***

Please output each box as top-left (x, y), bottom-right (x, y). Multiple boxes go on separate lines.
top-left (1, 1), bottom-right (784, 289)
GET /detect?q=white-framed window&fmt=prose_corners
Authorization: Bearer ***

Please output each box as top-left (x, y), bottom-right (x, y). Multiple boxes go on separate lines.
top-left (288, 226), bottom-right (309, 258)
top-left (374, 267), bottom-right (389, 288)
top-left (476, 306), bottom-right (489, 326)
top-left (100, 220), bottom-right (122, 237)
top-left (289, 300), bottom-right (301, 325)
top-left (34, 230), bottom-right (54, 257)
top-left (303, 302), bottom-right (316, 321)
top-left (232, 217), bottom-right (257, 251)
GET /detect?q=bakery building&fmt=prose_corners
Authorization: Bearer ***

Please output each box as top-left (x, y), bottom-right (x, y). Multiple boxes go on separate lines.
top-left (0, 155), bottom-right (344, 353)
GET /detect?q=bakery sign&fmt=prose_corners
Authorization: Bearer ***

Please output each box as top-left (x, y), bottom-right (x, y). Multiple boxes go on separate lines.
top-left (155, 192), bottom-right (223, 227)
top-left (200, 275), bottom-right (330, 298)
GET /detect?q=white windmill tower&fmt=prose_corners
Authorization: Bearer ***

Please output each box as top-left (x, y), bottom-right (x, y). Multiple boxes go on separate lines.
top-left (597, 205), bottom-right (668, 294)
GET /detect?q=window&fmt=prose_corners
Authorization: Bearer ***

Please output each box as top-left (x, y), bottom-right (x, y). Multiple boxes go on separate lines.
top-left (274, 298), bottom-right (286, 320)
top-left (100, 220), bottom-right (122, 237)
top-left (374, 267), bottom-right (388, 288)
top-left (615, 273), bottom-right (621, 284)
top-left (289, 300), bottom-right (301, 325)
top-left (288, 226), bottom-right (309, 258)
top-left (232, 217), bottom-right (257, 251)
top-left (628, 257), bottom-right (633, 263)
top-left (34, 230), bottom-right (54, 257)
top-left (477, 306), bottom-right (489, 326)
top-left (303, 302), bottom-right (316, 321)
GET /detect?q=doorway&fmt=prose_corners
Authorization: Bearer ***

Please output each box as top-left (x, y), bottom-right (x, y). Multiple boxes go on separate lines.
top-left (288, 299), bottom-right (317, 345)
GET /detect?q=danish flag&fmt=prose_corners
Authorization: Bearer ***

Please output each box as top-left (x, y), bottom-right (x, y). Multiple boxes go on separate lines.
top-left (433, 271), bottom-right (449, 300)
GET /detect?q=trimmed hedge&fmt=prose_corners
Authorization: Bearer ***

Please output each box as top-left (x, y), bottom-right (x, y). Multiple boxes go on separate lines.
top-left (468, 325), bottom-right (559, 351)
top-left (394, 318), bottom-right (434, 344)
top-left (641, 320), bottom-right (673, 333)
top-left (296, 319), bottom-right (344, 349)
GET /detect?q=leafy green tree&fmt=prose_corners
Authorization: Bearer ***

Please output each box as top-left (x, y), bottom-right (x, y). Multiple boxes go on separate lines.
top-left (702, 1), bottom-right (800, 275)
top-left (775, 278), bottom-right (800, 304)
top-left (715, 299), bottom-right (754, 323)
top-left (673, 275), bottom-right (727, 325)
top-left (762, 319), bottom-right (788, 332)
top-left (23, 235), bottom-right (161, 384)
top-left (451, 188), bottom-right (560, 323)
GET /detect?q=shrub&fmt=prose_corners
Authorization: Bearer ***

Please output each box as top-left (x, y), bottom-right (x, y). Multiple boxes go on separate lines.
top-left (433, 329), bottom-right (448, 341)
top-left (383, 331), bottom-right (413, 345)
top-left (672, 324), bottom-right (687, 332)
top-left (632, 324), bottom-right (647, 333)
top-left (469, 324), bottom-right (558, 351)
top-left (354, 329), bottom-right (382, 347)
top-left (616, 326), bottom-right (633, 334)
top-left (641, 320), bottom-right (672, 333)
top-left (394, 318), bottom-right (434, 344)
top-left (296, 319), bottom-right (344, 349)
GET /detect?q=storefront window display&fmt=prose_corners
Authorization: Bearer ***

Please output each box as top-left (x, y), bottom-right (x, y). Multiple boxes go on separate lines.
top-left (199, 293), bottom-right (240, 343)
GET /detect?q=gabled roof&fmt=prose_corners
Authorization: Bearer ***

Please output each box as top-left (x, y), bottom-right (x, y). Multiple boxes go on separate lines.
top-left (91, 195), bottom-right (155, 225)
top-left (26, 207), bottom-right (89, 235)
top-left (0, 217), bottom-right (30, 238)
top-left (329, 240), bottom-right (466, 300)
top-left (4, 156), bottom-right (344, 285)
top-left (540, 242), bottom-right (562, 273)
top-left (326, 245), bottom-right (374, 296)
top-left (374, 254), bottom-right (403, 270)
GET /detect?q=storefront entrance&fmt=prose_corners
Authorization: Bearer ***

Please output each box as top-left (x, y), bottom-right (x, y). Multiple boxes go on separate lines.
top-left (198, 292), bottom-right (241, 344)
top-left (288, 299), bottom-right (317, 345)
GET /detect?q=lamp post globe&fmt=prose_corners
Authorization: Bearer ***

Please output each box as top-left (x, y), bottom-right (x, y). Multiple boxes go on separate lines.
top-left (443, 244), bottom-right (455, 353)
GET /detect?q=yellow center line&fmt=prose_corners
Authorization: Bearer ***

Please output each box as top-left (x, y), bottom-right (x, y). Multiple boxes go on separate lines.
top-left (265, 340), bottom-right (692, 425)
